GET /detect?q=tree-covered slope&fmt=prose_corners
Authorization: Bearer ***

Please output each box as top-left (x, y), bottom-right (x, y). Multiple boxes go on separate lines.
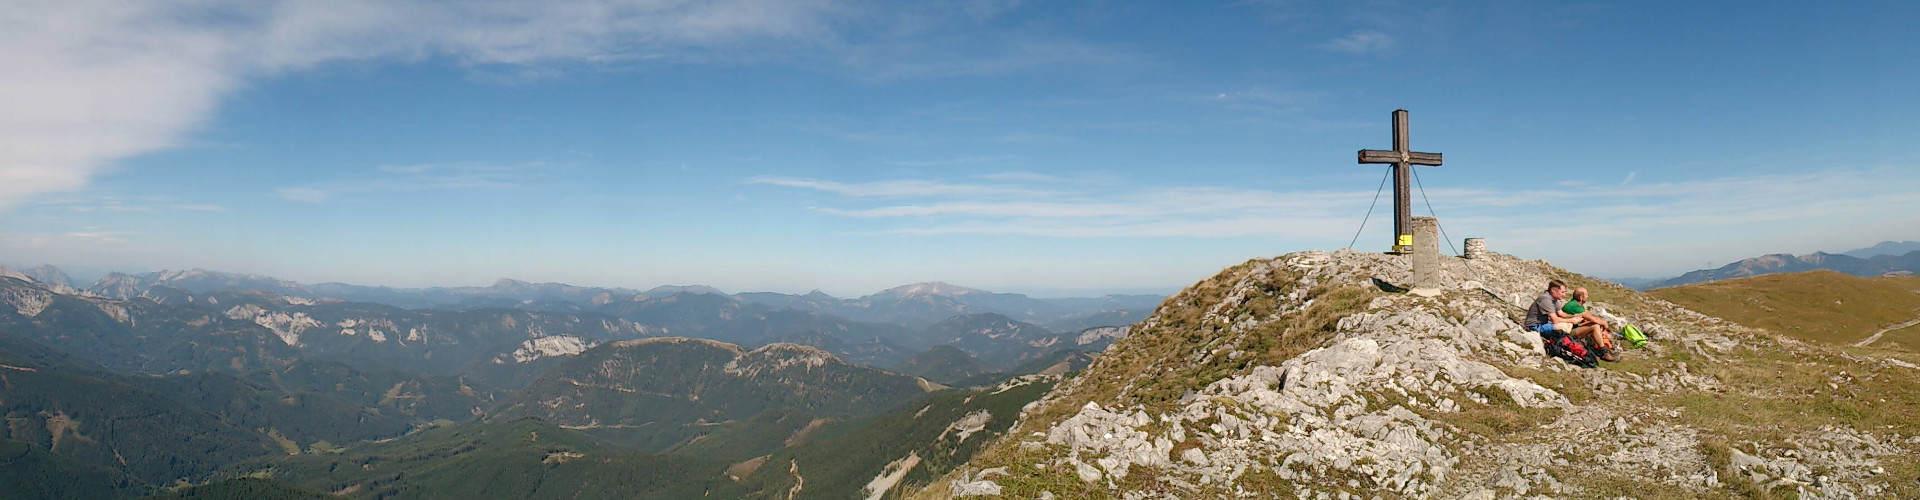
top-left (731, 377), bottom-right (1057, 499)
top-left (0, 331), bottom-right (425, 493)
top-left (139, 477), bottom-right (331, 500)
top-left (490, 338), bottom-right (934, 448)
top-left (893, 345), bottom-right (988, 385)
top-left (232, 418), bottom-right (732, 499)
top-left (0, 438), bottom-right (139, 499)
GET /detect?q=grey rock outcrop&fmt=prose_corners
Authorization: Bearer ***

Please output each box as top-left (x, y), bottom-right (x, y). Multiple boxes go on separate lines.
top-left (927, 249), bottom-right (1919, 499)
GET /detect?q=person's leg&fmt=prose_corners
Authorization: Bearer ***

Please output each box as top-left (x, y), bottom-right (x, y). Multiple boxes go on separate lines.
top-left (1588, 321), bottom-right (1611, 349)
top-left (1577, 313), bottom-right (1613, 348)
top-left (1572, 324), bottom-right (1601, 348)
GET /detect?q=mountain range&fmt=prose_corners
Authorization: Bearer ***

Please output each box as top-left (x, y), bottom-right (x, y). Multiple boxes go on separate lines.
top-left (58, 266), bottom-right (1162, 329)
top-left (0, 263), bottom-right (1157, 379)
top-left (1598, 241), bottom-right (1920, 289)
top-left (0, 265), bottom-right (1108, 498)
top-left (1645, 249), bottom-right (1920, 289)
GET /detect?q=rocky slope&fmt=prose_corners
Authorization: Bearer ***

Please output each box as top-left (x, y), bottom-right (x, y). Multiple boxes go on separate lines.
top-left (919, 249), bottom-right (1920, 499)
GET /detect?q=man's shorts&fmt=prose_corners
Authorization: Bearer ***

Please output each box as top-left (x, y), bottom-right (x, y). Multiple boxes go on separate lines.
top-left (1532, 322), bottom-right (1572, 334)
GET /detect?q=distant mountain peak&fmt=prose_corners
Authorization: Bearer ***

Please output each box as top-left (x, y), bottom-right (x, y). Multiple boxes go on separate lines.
top-left (607, 336), bottom-right (745, 355)
top-left (20, 264), bottom-right (75, 288)
top-left (872, 281), bottom-right (985, 299)
top-left (723, 343), bottom-right (848, 376)
top-left (746, 342), bottom-right (837, 359)
top-left (1844, 240), bottom-right (1920, 259)
top-left (1650, 248), bottom-right (1919, 288)
top-left (644, 284), bottom-right (727, 297)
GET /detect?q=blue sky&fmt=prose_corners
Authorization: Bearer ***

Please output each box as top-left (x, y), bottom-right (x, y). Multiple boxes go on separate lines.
top-left (3, 1), bottom-right (1918, 296)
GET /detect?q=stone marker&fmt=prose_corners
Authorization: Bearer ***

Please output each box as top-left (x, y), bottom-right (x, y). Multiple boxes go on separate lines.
top-left (1410, 216), bottom-right (1442, 296)
top-left (1463, 238), bottom-right (1487, 259)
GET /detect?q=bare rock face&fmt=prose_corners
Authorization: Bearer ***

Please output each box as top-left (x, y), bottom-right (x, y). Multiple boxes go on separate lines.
top-left (927, 249), bottom-right (1920, 499)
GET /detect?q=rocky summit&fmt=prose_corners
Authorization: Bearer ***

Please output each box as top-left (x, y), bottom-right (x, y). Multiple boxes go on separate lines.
top-left (921, 249), bottom-right (1920, 499)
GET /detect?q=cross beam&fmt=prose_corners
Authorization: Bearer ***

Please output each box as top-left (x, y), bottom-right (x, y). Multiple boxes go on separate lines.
top-left (1356, 109), bottom-right (1442, 253)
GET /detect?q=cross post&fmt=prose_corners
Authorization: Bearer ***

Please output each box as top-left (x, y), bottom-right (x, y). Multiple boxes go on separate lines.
top-left (1357, 109), bottom-right (1443, 253)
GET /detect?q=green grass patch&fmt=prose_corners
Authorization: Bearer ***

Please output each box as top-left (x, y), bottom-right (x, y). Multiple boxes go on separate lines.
top-left (1497, 365), bottom-right (1595, 405)
top-left (1427, 388), bottom-right (1562, 439)
top-left (960, 443), bottom-right (1111, 500)
top-left (1561, 466), bottom-right (1730, 500)
top-left (1697, 436), bottom-right (1774, 499)
top-left (1664, 347), bottom-right (1920, 439)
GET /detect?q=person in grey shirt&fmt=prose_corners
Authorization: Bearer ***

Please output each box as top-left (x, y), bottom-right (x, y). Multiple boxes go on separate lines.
top-left (1524, 279), bottom-right (1573, 335)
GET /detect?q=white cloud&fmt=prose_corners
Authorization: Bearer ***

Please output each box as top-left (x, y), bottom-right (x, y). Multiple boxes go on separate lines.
top-left (1318, 30), bottom-right (1394, 54)
top-left (278, 161), bottom-right (547, 203)
top-left (0, 0), bottom-right (908, 212)
top-left (1, 1), bottom-right (1129, 211)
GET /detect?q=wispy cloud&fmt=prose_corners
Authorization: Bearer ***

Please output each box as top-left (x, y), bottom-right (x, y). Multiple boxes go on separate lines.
top-left (4, 229), bottom-right (136, 247)
top-left (837, 34), bottom-right (1132, 81)
top-left (63, 231), bottom-right (129, 244)
top-left (745, 176), bottom-right (1055, 198)
top-left (751, 168), bottom-right (1920, 247)
top-left (29, 195), bottom-right (223, 214)
top-left (1209, 88), bottom-right (1323, 114)
top-left (889, 155), bottom-right (1024, 167)
top-left (278, 161), bottom-right (548, 203)
top-left (754, 173), bottom-right (1376, 238)
top-left (975, 171), bottom-right (1057, 182)
top-left (1318, 30), bottom-right (1394, 54)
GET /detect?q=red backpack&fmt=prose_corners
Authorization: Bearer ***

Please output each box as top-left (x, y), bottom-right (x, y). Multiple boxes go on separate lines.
top-left (1544, 334), bottom-right (1597, 367)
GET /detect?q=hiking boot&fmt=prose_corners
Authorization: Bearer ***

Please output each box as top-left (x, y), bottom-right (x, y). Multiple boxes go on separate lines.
top-left (1598, 348), bottom-right (1619, 363)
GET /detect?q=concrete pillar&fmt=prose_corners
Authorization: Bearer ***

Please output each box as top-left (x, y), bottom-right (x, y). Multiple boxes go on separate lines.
top-left (1463, 238), bottom-right (1487, 259)
top-left (1410, 216), bottom-right (1441, 294)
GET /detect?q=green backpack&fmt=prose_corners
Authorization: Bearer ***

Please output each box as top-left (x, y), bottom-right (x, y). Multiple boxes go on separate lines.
top-left (1621, 324), bottom-right (1647, 348)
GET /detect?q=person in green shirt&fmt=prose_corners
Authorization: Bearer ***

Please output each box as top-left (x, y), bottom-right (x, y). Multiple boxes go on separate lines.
top-left (1562, 287), bottom-right (1616, 358)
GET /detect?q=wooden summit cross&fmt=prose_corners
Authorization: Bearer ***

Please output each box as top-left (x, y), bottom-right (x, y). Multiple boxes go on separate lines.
top-left (1357, 109), bottom-right (1443, 254)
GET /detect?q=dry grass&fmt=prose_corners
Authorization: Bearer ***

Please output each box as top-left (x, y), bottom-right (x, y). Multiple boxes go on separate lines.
top-left (1648, 271), bottom-right (1920, 347)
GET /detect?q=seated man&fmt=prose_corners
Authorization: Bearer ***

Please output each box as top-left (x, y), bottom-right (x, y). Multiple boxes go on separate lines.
top-left (1525, 280), bottom-right (1575, 338)
top-left (1562, 287), bottom-right (1617, 361)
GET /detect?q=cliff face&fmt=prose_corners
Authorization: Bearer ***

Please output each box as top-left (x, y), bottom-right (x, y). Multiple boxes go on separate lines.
top-left (924, 249), bottom-right (1920, 499)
